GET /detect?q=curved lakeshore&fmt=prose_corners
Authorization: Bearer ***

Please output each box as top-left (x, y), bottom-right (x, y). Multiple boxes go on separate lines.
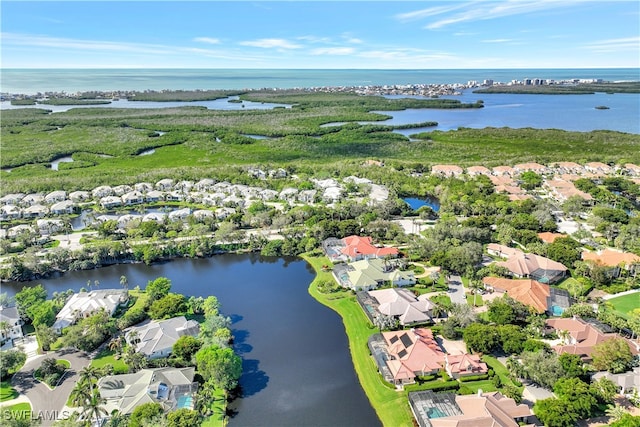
top-left (302, 253), bottom-right (413, 427)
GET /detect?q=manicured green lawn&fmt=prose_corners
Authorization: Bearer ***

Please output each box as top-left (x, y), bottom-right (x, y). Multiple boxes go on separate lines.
top-left (303, 254), bottom-right (414, 427)
top-left (461, 379), bottom-right (497, 394)
top-left (90, 349), bottom-right (128, 374)
top-left (607, 291), bottom-right (640, 319)
top-left (202, 389), bottom-right (227, 427)
top-left (466, 294), bottom-right (484, 307)
top-left (481, 355), bottom-right (522, 391)
top-left (556, 277), bottom-right (591, 299)
top-left (0, 381), bottom-right (18, 402)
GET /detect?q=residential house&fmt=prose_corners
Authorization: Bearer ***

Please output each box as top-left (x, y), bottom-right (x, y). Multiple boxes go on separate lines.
top-left (192, 210), bottom-right (214, 221)
top-left (279, 188), bottom-right (299, 202)
top-left (168, 208), bottom-right (191, 221)
top-left (98, 367), bottom-right (197, 415)
top-left (122, 191), bottom-right (144, 206)
top-left (195, 178), bottom-right (216, 192)
top-left (145, 190), bottom-right (164, 203)
top-left (546, 317), bottom-right (638, 362)
top-left (100, 196), bottom-right (122, 209)
top-left (36, 219), bottom-right (65, 236)
top-left (584, 162), bottom-right (614, 175)
top-left (365, 288), bottom-right (433, 326)
top-left (332, 258), bottom-right (415, 291)
top-left (581, 249), bottom-right (640, 277)
top-left (0, 193), bottom-right (24, 205)
top-left (551, 162), bottom-right (584, 174)
top-left (431, 164), bottom-right (464, 177)
top-left (126, 316), bottom-right (200, 359)
top-left (492, 166), bottom-right (516, 176)
top-left (113, 185), bottom-right (133, 196)
top-left (22, 204), bottom-right (48, 219)
top-left (537, 232), bottom-right (566, 244)
top-left (53, 289), bottom-right (129, 333)
top-left (593, 366), bottom-right (640, 394)
top-left (142, 212), bottom-right (166, 223)
top-left (0, 205), bottom-right (21, 220)
top-left (445, 354), bottom-right (488, 379)
top-left (298, 189), bottom-right (317, 204)
top-left (21, 193), bottom-right (44, 206)
top-left (134, 182), bottom-right (154, 193)
top-left (624, 163), bottom-right (640, 177)
top-left (513, 162), bottom-right (548, 174)
top-left (92, 186), bottom-right (114, 198)
top-left (7, 224), bottom-right (34, 238)
top-left (50, 200), bottom-right (75, 215)
top-left (155, 179), bottom-right (174, 191)
top-left (174, 180), bottom-right (194, 193)
top-left (44, 190), bottom-right (66, 204)
top-left (544, 179), bottom-right (593, 203)
top-left (489, 244), bottom-right (568, 284)
top-left (482, 277), bottom-right (571, 315)
top-left (408, 390), bottom-right (534, 427)
top-left (371, 328), bottom-right (446, 387)
top-left (68, 191), bottom-right (91, 203)
top-left (466, 166), bottom-right (492, 176)
top-left (165, 191), bottom-right (185, 202)
top-left (323, 235), bottom-right (399, 263)
top-left (0, 306), bottom-right (24, 347)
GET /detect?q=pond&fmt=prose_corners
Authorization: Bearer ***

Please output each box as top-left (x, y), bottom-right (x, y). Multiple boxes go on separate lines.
top-left (3, 254), bottom-right (381, 427)
top-left (403, 196), bottom-right (441, 212)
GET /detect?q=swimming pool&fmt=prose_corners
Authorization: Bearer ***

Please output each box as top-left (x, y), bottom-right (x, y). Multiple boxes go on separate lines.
top-left (427, 407), bottom-right (447, 419)
top-left (176, 394), bottom-right (193, 409)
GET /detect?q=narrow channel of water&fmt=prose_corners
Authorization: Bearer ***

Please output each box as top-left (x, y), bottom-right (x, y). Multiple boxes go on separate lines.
top-left (3, 255), bottom-right (381, 427)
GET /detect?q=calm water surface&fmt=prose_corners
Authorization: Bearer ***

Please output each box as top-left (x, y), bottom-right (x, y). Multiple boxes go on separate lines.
top-left (3, 254), bottom-right (381, 427)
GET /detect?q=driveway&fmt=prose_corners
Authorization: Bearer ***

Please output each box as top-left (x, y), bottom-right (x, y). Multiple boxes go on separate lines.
top-left (446, 274), bottom-right (467, 305)
top-left (11, 348), bottom-right (91, 420)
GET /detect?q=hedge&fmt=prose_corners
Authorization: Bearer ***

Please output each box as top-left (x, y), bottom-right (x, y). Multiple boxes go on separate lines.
top-left (405, 380), bottom-right (460, 393)
top-left (459, 374), bottom-right (490, 382)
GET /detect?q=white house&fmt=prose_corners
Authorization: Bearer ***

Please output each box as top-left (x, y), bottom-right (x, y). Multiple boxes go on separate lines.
top-left (50, 200), bottom-right (75, 215)
top-left (0, 306), bottom-right (24, 348)
top-left (45, 190), bottom-right (67, 204)
top-left (53, 289), bottom-right (129, 333)
top-left (125, 316), bottom-right (200, 359)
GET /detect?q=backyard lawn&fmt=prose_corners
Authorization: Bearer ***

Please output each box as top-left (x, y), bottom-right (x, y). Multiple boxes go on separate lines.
top-left (0, 402), bottom-right (31, 419)
top-left (607, 291), bottom-right (640, 319)
top-left (304, 253), bottom-right (415, 427)
top-left (90, 349), bottom-right (129, 374)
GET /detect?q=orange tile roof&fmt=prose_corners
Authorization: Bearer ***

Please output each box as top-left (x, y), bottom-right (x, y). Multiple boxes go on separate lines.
top-left (582, 249), bottom-right (640, 267)
top-left (537, 232), bottom-right (566, 244)
top-left (430, 392), bottom-right (533, 427)
top-left (482, 277), bottom-right (550, 313)
top-left (447, 354), bottom-right (488, 375)
top-left (382, 328), bottom-right (446, 381)
top-left (341, 235), bottom-right (399, 259)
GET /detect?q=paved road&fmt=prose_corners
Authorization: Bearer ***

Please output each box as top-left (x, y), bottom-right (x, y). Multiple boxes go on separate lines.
top-left (11, 348), bottom-right (91, 421)
top-left (447, 274), bottom-right (467, 305)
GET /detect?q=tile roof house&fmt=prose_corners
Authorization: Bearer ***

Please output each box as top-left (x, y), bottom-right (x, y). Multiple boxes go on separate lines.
top-left (593, 366), bottom-right (640, 394)
top-left (323, 235), bottom-right (399, 263)
top-left (544, 179), bottom-right (593, 202)
top-left (53, 289), bottom-right (129, 333)
top-left (431, 164), bottom-right (464, 177)
top-left (408, 390), bottom-right (534, 427)
top-left (367, 288), bottom-right (433, 326)
top-left (126, 316), bottom-right (200, 359)
top-left (466, 166), bottom-right (492, 176)
top-left (445, 354), bottom-right (488, 379)
top-left (376, 328), bottom-right (446, 387)
top-left (488, 244), bottom-right (568, 284)
top-left (98, 367), bottom-right (197, 415)
top-left (546, 317), bottom-right (638, 362)
top-left (624, 163), bottom-right (640, 176)
top-left (482, 277), bottom-right (571, 315)
top-left (581, 249), bottom-right (640, 277)
top-left (584, 162), bottom-right (614, 175)
top-left (537, 232), bottom-right (566, 244)
top-left (514, 162), bottom-right (548, 174)
top-left (492, 166), bottom-right (515, 176)
top-left (332, 258), bottom-right (415, 291)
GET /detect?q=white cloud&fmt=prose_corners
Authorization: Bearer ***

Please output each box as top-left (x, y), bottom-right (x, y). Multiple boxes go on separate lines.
top-left (583, 36), bottom-right (640, 53)
top-left (311, 47), bottom-right (355, 56)
top-left (395, 3), bottom-right (474, 22)
top-left (238, 38), bottom-right (301, 49)
top-left (1, 32), bottom-right (169, 54)
top-left (482, 38), bottom-right (516, 43)
top-left (419, 0), bottom-right (588, 29)
top-left (193, 37), bottom-right (221, 45)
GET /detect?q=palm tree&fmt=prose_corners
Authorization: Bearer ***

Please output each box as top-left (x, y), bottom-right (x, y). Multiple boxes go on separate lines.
top-left (82, 388), bottom-right (108, 425)
top-left (108, 336), bottom-right (124, 357)
top-left (79, 365), bottom-right (102, 394)
top-left (605, 404), bottom-right (627, 422)
top-left (0, 320), bottom-right (11, 344)
top-left (69, 383), bottom-right (92, 408)
top-left (119, 275), bottom-right (128, 291)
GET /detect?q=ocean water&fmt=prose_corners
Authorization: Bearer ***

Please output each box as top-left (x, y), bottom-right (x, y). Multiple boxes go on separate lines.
top-left (1, 68), bottom-right (639, 94)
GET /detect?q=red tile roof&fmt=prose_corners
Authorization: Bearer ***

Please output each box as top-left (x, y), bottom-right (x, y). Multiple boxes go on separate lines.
top-left (382, 328), bottom-right (445, 381)
top-left (582, 249), bottom-right (640, 267)
top-left (482, 277), bottom-right (550, 313)
top-left (341, 235), bottom-right (399, 259)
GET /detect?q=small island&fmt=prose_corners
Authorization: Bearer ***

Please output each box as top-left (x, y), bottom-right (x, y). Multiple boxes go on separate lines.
top-left (595, 105), bottom-right (610, 110)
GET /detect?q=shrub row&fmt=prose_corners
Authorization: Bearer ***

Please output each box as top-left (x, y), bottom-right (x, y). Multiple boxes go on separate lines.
top-left (405, 380), bottom-right (460, 393)
top-left (459, 374), bottom-right (490, 382)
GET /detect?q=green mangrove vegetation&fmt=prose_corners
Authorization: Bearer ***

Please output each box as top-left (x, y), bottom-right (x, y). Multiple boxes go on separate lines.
top-left (1, 91), bottom-right (639, 194)
top-left (474, 81), bottom-right (640, 94)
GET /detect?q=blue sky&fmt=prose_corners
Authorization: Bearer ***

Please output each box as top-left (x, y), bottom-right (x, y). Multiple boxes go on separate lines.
top-left (1, 1), bottom-right (639, 68)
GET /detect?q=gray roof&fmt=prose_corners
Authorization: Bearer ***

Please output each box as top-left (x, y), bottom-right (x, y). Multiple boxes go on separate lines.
top-left (127, 316), bottom-right (200, 357)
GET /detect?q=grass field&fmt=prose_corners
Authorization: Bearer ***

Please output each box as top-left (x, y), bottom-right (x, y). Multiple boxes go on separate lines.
top-left (556, 277), bottom-right (592, 298)
top-left (303, 253), bottom-right (414, 427)
top-left (0, 402), bottom-right (31, 419)
top-left (90, 349), bottom-right (129, 374)
top-left (607, 291), bottom-right (640, 319)
top-left (0, 382), bottom-right (18, 402)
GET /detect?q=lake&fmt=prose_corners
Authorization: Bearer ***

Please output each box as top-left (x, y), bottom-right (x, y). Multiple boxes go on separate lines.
top-left (403, 196), bottom-right (441, 212)
top-left (3, 255), bottom-right (381, 427)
